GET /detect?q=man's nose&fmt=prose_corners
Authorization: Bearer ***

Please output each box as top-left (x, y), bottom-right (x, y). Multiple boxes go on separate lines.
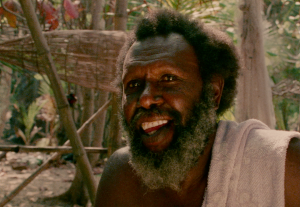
top-left (138, 83), bottom-right (164, 109)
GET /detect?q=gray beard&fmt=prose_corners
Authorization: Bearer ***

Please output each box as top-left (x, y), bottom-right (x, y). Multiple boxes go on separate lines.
top-left (122, 84), bottom-right (217, 192)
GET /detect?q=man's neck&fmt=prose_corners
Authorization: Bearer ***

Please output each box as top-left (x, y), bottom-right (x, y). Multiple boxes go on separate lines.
top-left (181, 132), bottom-right (215, 193)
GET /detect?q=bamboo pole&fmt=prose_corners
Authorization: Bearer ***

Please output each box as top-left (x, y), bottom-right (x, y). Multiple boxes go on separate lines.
top-left (19, 0), bottom-right (97, 203)
top-left (0, 99), bottom-right (111, 207)
top-left (79, 99), bottom-right (111, 134)
top-left (0, 145), bottom-right (107, 153)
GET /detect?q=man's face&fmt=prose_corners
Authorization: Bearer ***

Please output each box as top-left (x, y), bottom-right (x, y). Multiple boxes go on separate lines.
top-left (121, 33), bottom-right (217, 191)
top-left (122, 33), bottom-right (203, 152)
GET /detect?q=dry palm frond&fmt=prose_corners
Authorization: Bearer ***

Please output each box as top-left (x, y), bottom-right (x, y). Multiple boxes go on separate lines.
top-left (0, 30), bottom-right (126, 92)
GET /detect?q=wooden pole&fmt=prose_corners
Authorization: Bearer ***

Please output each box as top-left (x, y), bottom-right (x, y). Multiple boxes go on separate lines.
top-left (91, 0), bottom-right (104, 30)
top-left (0, 145), bottom-right (108, 153)
top-left (79, 99), bottom-right (111, 134)
top-left (0, 99), bottom-right (111, 207)
top-left (115, 0), bottom-right (128, 31)
top-left (19, 0), bottom-right (97, 203)
top-left (106, 0), bottom-right (128, 157)
top-left (108, 93), bottom-right (122, 156)
top-left (89, 0), bottom-right (107, 167)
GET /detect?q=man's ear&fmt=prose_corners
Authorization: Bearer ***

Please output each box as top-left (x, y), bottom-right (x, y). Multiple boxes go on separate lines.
top-left (211, 76), bottom-right (224, 110)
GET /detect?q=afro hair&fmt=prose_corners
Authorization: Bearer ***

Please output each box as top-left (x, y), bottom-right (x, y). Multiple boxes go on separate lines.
top-left (116, 9), bottom-right (240, 116)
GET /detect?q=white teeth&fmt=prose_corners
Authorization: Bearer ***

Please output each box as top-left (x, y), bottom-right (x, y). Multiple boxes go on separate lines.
top-left (141, 120), bottom-right (168, 131)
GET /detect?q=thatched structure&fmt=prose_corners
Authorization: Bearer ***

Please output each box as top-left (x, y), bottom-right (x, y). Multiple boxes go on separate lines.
top-left (0, 30), bottom-right (127, 93)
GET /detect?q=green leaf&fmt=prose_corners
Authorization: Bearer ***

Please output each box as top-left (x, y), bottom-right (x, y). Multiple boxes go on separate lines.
top-left (219, 3), bottom-right (226, 8)
top-left (267, 51), bottom-right (278, 57)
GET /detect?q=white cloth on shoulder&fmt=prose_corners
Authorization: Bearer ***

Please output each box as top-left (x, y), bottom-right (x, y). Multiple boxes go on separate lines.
top-left (202, 119), bottom-right (300, 207)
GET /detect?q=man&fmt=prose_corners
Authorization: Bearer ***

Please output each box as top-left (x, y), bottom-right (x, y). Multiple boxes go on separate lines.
top-left (95, 9), bottom-right (300, 206)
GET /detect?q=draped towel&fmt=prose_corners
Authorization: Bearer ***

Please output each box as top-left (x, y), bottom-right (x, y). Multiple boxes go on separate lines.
top-left (202, 119), bottom-right (300, 207)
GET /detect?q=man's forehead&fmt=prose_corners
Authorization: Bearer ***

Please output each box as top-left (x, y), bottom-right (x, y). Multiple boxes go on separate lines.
top-left (122, 33), bottom-right (198, 75)
top-left (130, 33), bottom-right (191, 56)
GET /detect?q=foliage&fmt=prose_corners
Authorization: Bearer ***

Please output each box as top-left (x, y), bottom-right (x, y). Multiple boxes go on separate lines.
top-left (15, 99), bottom-right (44, 145)
top-left (0, 0), bottom-right (84, 31)
top-left (0, 65), bottom-right (59, 145)
top-left (36, 0), bottom-right (59, 30)
top-left (264, 1), bottom-right (300, 81)
top-left (63, 0), bottom-right (79, 19)
top-left (0, 0), bottom-right (22, 28)
top-left (263, 0), bottom-right (300, 130)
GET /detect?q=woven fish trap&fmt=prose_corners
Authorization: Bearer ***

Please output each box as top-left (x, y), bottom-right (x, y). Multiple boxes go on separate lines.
top-left (0, 30), bottom-right (127, 93)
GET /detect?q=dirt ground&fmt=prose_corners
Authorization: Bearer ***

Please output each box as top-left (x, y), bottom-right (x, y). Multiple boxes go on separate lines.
top-left (0, 152), bottom-right (102, 207)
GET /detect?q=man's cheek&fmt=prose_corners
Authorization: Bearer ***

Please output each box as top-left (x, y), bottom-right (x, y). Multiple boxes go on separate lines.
top-left (123, 100), bottom-right (136, 124)
top-left (167, 99), bottom-right (190, 125)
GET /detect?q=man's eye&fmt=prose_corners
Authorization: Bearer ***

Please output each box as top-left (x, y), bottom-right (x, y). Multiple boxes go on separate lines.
top-left (162, 75), bottom-right (176, 82)
top-left (129, 81), bottom-right (140, 88)
top-left (126, 80), bottom-right (143, 93)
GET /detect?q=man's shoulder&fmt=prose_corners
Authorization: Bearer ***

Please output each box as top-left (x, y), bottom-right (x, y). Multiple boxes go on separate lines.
top-left (102, 146), bottom-right (132, 178)
top-left (285, 137), bottom-right (300, 206)
top-left (286, 137), bottom-right (300, 160)
top-left (95, 146), bottom-right (140, 206)
top-left (108, 146), bottom-right (131, 164)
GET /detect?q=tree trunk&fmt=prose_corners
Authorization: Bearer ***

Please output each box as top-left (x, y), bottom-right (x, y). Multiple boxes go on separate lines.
top-left (19, 0), bottom-right (97, 205)
top-left (106, 0), bottom-right (128, 156)
top-left (91, 0), bottom-right (105, 30)
top-left (235, 0), bottom-right (275, 128)
top-left (62, 87), bottom-right (94, 206)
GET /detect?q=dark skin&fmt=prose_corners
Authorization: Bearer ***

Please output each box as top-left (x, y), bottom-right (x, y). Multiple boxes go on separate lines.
top-left (95, 34), bottom-right (300, 207)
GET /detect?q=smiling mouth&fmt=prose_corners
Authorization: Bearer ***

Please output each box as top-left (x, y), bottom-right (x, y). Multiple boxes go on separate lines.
top-left (141, 120), bottom-right (169, 135)
top-left (136, 117), bottom-right (175, 152)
